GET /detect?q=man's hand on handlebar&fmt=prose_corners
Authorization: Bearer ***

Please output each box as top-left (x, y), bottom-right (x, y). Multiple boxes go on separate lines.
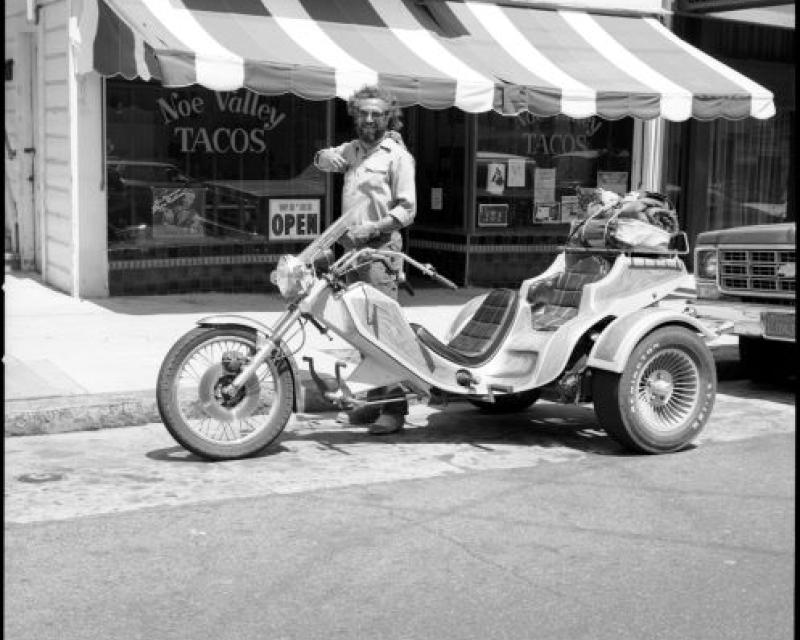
top-left (347, 221), bottom-right (381, 244)
top-left (342, 248), bottom-right (458, 291)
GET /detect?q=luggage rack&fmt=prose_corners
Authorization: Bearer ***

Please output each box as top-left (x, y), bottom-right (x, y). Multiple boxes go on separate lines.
top-left (563, 231), bottom-right (690, 257)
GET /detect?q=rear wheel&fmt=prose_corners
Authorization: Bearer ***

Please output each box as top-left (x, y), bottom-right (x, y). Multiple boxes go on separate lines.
top-left (470, 388), bottom-right (542, 414)
top-left (593, 326), bottom-right (716, 454)
top-left (156, 327), bottom-right (295, 460)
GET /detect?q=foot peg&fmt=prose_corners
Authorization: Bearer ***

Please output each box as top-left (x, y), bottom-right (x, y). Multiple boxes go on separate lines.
top-left (303, 356), bottom-right (352, 408)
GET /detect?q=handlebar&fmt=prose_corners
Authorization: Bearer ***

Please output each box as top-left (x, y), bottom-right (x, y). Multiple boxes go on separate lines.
top-left (337, 248), bottom-right (458, 290)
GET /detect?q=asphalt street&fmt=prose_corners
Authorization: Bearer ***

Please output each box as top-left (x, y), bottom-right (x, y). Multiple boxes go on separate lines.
top-left (4, 374), bottom-right (795, 640)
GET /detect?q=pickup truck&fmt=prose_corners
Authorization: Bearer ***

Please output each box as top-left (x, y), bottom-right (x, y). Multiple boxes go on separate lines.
top-left (692, 222), bottom-right (796, 380)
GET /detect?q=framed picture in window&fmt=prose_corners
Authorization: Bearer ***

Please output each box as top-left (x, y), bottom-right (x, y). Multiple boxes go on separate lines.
top-left (477, 203), bottom-right (509, 228)
top-left (152, 186), bottom-right (207, 238)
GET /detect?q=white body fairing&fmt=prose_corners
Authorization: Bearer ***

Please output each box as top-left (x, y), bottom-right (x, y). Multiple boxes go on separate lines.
top-left (301, 252), bottom-right (698, 398)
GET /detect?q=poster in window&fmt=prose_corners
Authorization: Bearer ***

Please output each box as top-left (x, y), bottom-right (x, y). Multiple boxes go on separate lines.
top-left (597, 171), bottom-right (629, 196)
top-left (534, 167), bottom-right (556, 204)
top-left (534, 202), bottom-right (559, 223)
top-left (561, 195), bottom-right (581, 222)
top-left (507, 159), bottom-right (526, 187)
top-left (487, 163), bottom-right (506, 195)
top-left (152, 187), bottom-right (207, 237)
top-left (478, 203), bottom-right (509, 228)
top-left (431, 187), bottom-right (443, 211)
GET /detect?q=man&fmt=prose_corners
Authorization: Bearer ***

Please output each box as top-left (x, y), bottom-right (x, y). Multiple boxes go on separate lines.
top-left (314, 85), bottom-right (416, 435)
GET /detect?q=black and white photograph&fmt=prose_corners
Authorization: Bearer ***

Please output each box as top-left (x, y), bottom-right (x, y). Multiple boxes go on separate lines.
top-left (4, 1), bottom-right (794, 639)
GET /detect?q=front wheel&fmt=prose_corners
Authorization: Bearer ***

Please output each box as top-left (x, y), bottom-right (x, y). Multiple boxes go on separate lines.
top-left (593, 326), bottom-right (716, 454)
top-left (156, 327), bottom-right (295, 461)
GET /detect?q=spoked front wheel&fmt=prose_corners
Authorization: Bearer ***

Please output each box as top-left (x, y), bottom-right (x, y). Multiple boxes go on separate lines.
top-left (156, 327), bottom-right (295, 460)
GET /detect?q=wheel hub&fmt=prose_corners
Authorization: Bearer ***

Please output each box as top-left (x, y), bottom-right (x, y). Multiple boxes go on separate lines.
top-left (198, 364), bottom-right (261, 421)
top-left (645, 370), bottom-right (674, 407)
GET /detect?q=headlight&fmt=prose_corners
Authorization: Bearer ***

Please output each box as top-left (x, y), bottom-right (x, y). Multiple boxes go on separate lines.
top-left (270, 254), bottom-right (313, 298)
top-left (695, 249), bottom-right (718, 280)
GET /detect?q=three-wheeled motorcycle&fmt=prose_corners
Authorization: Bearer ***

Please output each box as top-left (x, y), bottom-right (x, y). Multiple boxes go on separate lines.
top-left (157, 200), bottom-right (720, 461)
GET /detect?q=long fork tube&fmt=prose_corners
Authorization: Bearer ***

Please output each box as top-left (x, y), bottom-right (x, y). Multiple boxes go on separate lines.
top-left (227, 305), bottom-right (303, 391)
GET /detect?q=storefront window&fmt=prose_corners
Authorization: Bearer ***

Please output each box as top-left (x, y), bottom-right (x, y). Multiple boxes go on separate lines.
top-left (105, 80), bottom-right (327, 252)
top-left (407, 107), bottom-right (467, 231)
top-left (664, 12), bottom-right (795, 256)
top-left (706, 114), bottom-right (790, 228)
top-left (474, 112), bottom-right (633, 230)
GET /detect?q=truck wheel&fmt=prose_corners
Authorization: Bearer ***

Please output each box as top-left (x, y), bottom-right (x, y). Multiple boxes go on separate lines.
top-left (470, 388), bottom-right (541, 414)
top-left (739, 336), bottom-right (796, 382)
top-left (593, 326), bottom-right (716, 454)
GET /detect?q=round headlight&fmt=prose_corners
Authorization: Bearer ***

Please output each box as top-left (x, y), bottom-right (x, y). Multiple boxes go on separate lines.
top-left (270, 255), bottom-right (312, 298)
top-left (696, 249), bottom-right (718, 280)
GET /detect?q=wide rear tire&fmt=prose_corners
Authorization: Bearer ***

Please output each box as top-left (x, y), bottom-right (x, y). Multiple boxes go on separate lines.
top-left (593, 326), bottom-right (716, 454)
top-left (157, 327), bottom-right (295, 461)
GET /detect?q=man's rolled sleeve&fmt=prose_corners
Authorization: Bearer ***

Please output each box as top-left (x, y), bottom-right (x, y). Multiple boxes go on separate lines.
top-left (388, 151), bottom-right (416, 228)
top-left (314, 142), bottom-right (350, 173)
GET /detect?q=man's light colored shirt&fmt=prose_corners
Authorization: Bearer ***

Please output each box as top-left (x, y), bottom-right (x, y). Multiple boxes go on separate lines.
top-left (315, 136), bottom-right (416, 229)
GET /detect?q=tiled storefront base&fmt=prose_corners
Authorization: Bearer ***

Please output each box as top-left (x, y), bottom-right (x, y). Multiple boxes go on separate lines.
top-left (409, 227), bottom-right (568, 288)
top-left (468, 251), bottom-right (560, 287)
top-left (107, 232), bottom-right (569, 295)
top-left (108, 243), bottom-right (305, 295)
top-left (109, 261), bottom-right (277, 295)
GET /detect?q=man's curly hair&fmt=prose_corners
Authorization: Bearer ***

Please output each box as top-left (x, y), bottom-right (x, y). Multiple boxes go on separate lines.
top-left (347, 84), bottom-right (403, 132)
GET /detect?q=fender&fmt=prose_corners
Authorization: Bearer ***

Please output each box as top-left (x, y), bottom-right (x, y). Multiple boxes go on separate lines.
top-left (587, 308), bottom-right (717, 374)
top-left (196, 314), bottom-right (304, 412)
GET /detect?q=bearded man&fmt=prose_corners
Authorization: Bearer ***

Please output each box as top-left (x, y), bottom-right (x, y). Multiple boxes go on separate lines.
top-left (313, 84), bottom-right (416, 435)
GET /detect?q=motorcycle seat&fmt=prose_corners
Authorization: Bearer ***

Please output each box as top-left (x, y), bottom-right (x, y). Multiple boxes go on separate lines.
top-left (411, 288), bottom-right (518, 367)
top-left (526, 255), bottom-right (612, 331)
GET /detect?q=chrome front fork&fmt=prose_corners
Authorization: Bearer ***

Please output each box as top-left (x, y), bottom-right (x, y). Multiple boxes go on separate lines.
top-left (224, 305), bottom-right (302, 393)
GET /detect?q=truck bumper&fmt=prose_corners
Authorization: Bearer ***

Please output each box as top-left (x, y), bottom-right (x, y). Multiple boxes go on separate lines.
top-left (687, 300), bottom-right (795, 343)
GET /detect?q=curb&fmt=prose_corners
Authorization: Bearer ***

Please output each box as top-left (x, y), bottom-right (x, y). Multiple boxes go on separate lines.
top-left (4, 374), bottom-right (335, 437)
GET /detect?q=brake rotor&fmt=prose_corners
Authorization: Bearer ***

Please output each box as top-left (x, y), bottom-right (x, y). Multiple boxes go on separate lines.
top-left (197, 364), bottom-right (262, 421)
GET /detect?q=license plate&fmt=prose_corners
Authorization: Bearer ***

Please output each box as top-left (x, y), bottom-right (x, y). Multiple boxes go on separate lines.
top-left (762, 311), bottom-right (796, 341)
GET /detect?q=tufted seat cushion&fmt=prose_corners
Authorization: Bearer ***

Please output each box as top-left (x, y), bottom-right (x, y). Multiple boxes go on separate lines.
top-left (527, 255), bottom-right (612, 330)
top-left (412, 288), bottom-right (518, 366)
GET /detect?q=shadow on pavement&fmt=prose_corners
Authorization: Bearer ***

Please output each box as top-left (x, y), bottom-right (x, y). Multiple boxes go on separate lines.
top-left (145, 443), bottom-right (291, 463)
top-left (277, 405), bottom-right (659, 458)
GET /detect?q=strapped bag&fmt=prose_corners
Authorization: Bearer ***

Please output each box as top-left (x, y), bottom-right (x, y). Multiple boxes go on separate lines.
top-left (570, 190), bottom-right (680, 253)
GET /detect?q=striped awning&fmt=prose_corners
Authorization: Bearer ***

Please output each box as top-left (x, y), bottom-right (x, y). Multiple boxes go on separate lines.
top-left (71, 0), bottom-right (775, 121)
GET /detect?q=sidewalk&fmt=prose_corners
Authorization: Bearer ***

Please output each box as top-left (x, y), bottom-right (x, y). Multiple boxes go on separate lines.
top-left (3, 272), bottom-right (491, 436)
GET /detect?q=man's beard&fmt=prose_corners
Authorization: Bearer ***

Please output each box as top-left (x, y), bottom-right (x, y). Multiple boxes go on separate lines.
top-left (357, 123), bottom-right (387, 144)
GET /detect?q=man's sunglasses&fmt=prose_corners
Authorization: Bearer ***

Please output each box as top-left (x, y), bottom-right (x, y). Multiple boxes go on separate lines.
top-left (356, 109), bottom-right (390, 120)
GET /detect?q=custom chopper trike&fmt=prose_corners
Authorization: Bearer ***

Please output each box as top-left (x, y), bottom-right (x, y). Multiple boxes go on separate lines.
top-left (157, 207), bottom-right (720, 461)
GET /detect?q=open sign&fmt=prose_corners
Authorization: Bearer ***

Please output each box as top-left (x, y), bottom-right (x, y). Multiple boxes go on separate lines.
top-left (269, 199), bottom-right (321, 241)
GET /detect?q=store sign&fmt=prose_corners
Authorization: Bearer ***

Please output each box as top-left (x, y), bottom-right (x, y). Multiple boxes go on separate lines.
top-left (518, 114), bottom-right (603, 155)
top-left (157, 91), bottom-right (286, 154)
top-left (269, 199), bottom-right (321, 241)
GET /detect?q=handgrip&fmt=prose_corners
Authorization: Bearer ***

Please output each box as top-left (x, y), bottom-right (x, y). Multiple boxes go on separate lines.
top-left (424, 266), bottom-right (457, 290)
